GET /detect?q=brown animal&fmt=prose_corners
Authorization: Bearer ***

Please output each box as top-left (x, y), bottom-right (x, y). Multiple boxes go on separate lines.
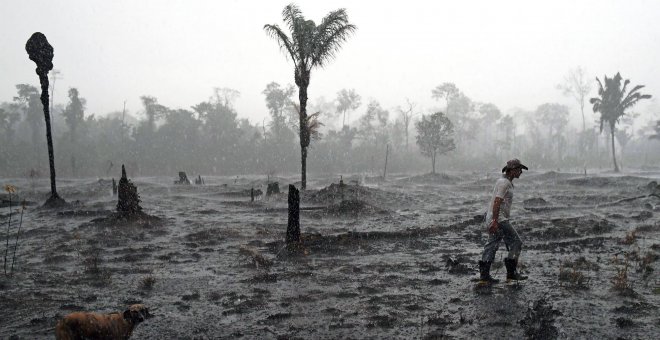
top-left (55, 304), bottom-right (151, 340)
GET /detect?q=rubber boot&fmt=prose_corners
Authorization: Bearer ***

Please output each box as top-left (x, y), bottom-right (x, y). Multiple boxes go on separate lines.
top-left (504, 258), bottom-right (528, 281)
top-left (478, 260), bottom-right (499, 283)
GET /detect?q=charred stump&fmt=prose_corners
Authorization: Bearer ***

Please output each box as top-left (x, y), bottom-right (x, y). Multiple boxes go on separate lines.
top-left (286, 184), bottom-right (300, 245)
top-left (117, 164), bottom-right (142, 214)
top-left (175, 171), bottom-right (190, 185)
top-left (266, 182), bottom-right (280, 196)
top-left (251, 187), bottom-right (255, 202)
top-left (194, 175), bottom-right (204, 185)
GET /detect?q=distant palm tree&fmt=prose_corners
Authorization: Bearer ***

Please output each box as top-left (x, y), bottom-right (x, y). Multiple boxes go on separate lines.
top-left (264, 4), bottom-right (356, 189)
top-left (590, 73), bottom-right (651, 172)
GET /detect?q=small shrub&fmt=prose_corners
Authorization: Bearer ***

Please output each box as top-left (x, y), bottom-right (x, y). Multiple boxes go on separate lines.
top-left (81, 248), bottom-right (111, 285)
top-left (623, 248), bottom-right (656, 278)
top-left (611, 260), bottom-right (634, 296)
top-left (635, 251), bottom-right (657, 278)
top-left (208, 291), bottom-right (222, 301)
top-left (82, 249), bottom-right (103, 275)
top-left (71, 232), bottom-right (84, 258)
top-left (139, 275), bottom-right (156, 290)
top-left (181, 291), bottom-right (200, 301)
top-left (558, 261), bottom-right (589, 289)
top-left (621, 230), bottom-right (637, 245)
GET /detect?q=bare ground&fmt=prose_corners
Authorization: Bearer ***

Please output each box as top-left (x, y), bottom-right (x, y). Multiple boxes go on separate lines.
top-left (1, 171), bottom-right (659, 339)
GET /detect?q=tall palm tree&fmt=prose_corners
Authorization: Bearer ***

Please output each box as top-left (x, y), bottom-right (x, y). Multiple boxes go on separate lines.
top-left (264, 4), bottom-right (356, 189)
top-left (590, 73), bottom-right (651, 172)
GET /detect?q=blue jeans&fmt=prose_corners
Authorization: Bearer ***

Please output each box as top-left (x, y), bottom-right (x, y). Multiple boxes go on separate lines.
top-left (481, 220), bottom-right (522, 262)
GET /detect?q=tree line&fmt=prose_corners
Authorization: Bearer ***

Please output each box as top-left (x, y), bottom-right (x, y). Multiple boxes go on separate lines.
top-left (2, 72), bottom-right (658, 181)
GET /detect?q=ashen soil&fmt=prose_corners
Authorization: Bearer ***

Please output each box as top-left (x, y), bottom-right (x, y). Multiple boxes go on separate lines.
top-left (1, 170), bottom-right (659, 339)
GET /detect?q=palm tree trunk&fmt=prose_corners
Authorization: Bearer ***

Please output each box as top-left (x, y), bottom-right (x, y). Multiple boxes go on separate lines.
top-left (298, 80), bottom-right (309, 190)
top-left (301, 147), bottom-right (307, 189)
top-left (39, 74), bottom-right (59, 199)
top-left (610, 126), bottom-right (619, 172)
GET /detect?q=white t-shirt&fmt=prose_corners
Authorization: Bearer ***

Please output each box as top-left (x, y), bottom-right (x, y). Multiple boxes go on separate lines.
top-left (485, 175), bottom-right (514, 223)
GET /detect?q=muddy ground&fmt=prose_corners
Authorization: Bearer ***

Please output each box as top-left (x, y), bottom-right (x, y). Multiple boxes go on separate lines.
top-left (1, 170), bottom-right (659, 339)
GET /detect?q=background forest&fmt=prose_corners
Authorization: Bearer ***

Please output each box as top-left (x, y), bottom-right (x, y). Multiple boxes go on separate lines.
top-left (1, 74), bottom-right (660, 179)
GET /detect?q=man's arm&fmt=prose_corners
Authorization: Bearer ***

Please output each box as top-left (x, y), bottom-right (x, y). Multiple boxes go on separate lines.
top-left (489, 197), bottom-right (503, 233)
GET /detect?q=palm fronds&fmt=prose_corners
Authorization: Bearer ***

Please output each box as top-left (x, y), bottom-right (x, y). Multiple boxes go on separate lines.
top-left (307, 111), bottom-right (324, 141)
top-left (265, 4), bottom-right (356, 73)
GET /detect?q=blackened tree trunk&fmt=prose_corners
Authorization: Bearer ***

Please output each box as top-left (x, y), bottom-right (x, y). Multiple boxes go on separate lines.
top-left (301, 147), bottom-right (307, 190)
top-left (286, 184), bottom-right (300, 244)
top-left (26, 32), bottom-right (64, 207)
top-left (39, 74), bottom-right (58, 199)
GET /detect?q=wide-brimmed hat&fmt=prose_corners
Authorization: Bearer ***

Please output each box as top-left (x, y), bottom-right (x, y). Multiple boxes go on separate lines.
top-left (501, 158), bottom-right (529, 173)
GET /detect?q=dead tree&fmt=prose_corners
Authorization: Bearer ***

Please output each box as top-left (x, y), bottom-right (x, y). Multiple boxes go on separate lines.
top-left (286, 185), bottom-right (300, 245)
top-left (26, 32), bottom-right (65, 207)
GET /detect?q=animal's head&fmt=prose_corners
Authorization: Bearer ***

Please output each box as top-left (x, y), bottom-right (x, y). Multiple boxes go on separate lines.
top-left (123, 304), bottom-right (151, 324)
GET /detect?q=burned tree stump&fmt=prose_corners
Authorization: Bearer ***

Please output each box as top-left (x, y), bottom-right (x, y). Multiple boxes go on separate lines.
top-left (175, 171), bottom-right (190, 185)
top-left (117, 164), bottom-right (142, 214)
top-left (266, 182), bottom-right (280, 196)
top-left (194, 175), bottom-right (204, 185)
top-left (251, 187), bottom-right (255, 202)
top-left (286, 184), bottom-right (300, 245)
top-left (112, 178), bottom-right (117, 195)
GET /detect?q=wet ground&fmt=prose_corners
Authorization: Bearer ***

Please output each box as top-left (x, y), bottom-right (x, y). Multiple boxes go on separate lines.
top-left (1, 170), bottom-right (659, 339)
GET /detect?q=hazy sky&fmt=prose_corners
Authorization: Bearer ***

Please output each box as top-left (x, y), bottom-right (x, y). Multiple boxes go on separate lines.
top-left (2, 0), bottom-right (660, 129)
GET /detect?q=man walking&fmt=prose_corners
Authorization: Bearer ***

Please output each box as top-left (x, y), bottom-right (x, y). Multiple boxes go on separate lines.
top-left (479, 159), bottom-right (528, 283)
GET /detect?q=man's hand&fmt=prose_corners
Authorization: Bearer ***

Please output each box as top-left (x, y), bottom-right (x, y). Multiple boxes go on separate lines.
top-left (488, 219), bottom-right (499, 234)
top-left (489, 197), bottom-right (503, 234)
